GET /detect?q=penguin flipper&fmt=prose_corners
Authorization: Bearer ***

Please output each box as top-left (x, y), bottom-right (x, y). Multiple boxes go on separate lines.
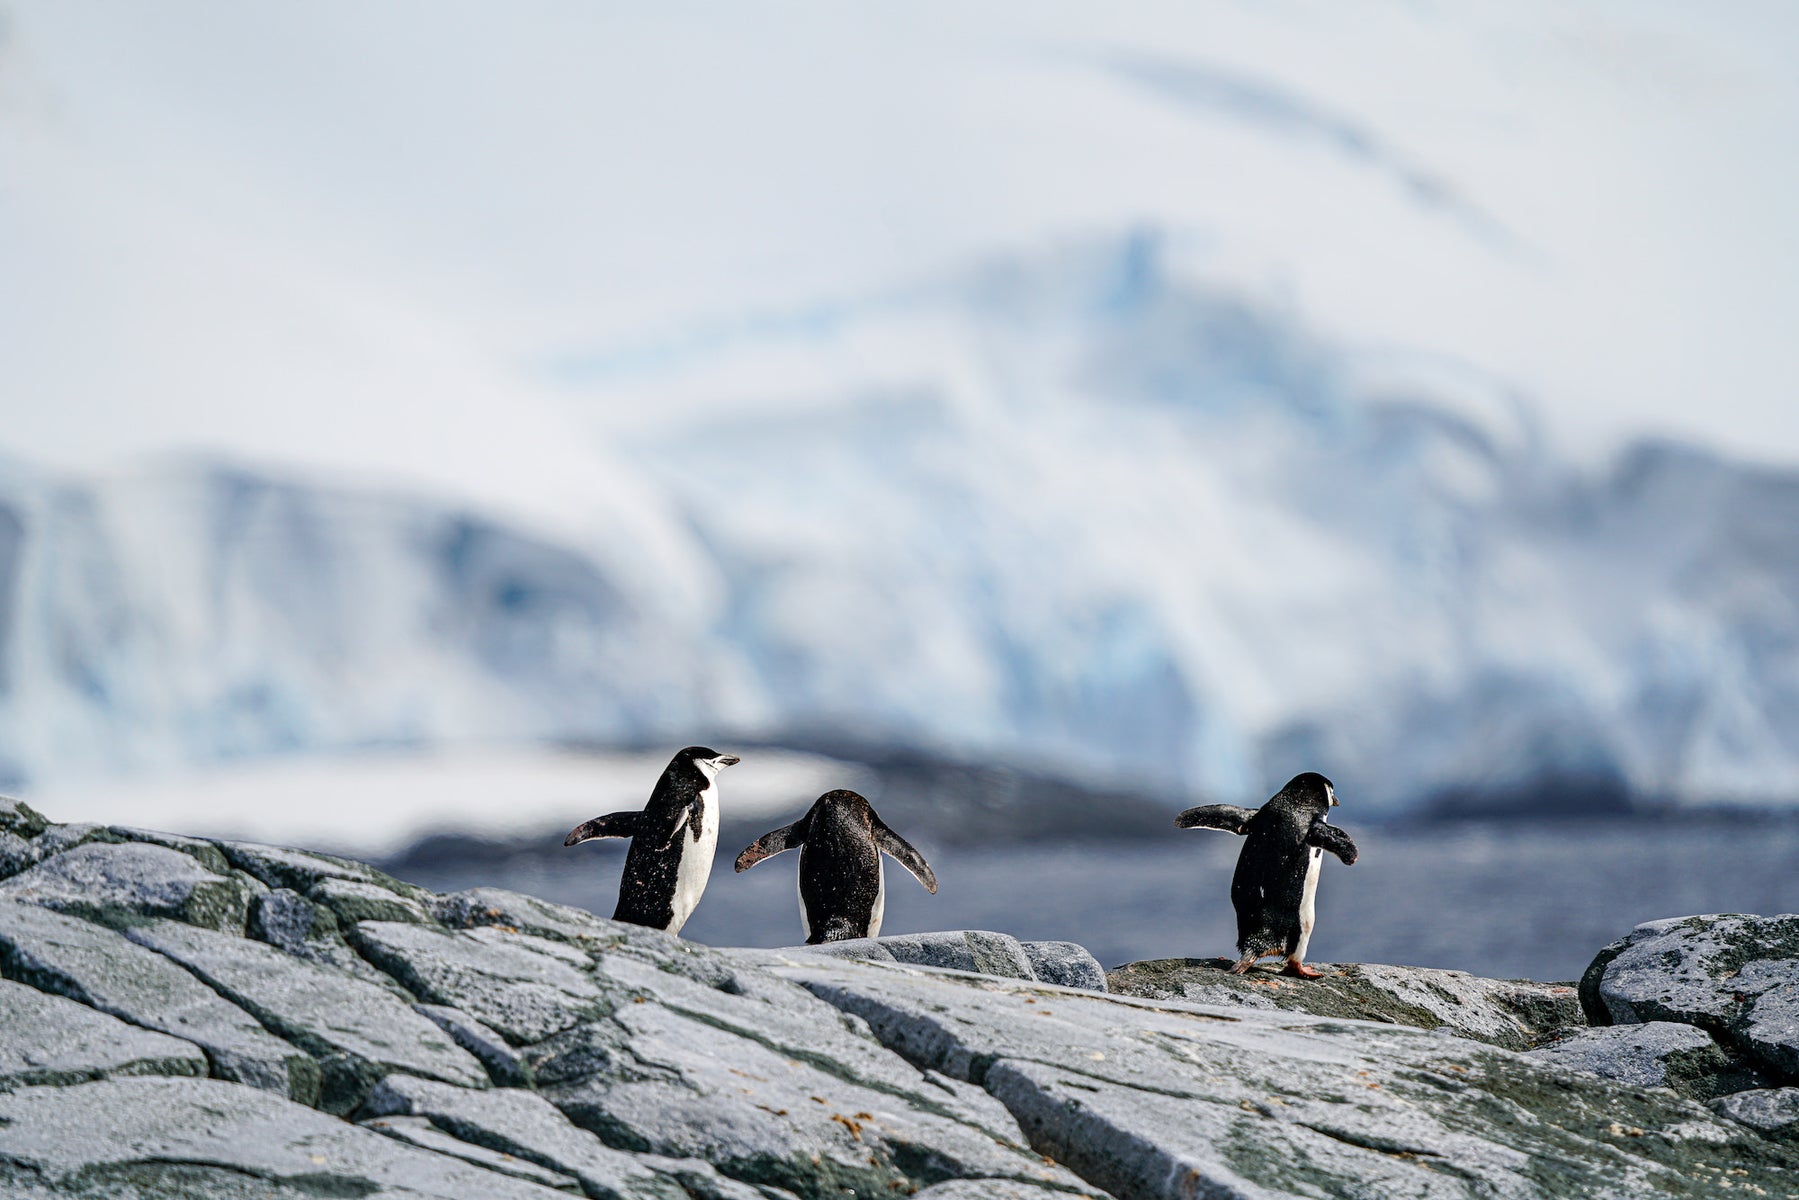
top-left (872, 817), bottom-right (938, 894)
top-left (652, 805), bottom-right (695, 852)
top-left (563, 811), bottom-right (643, 846)
top-left (734, 815), bottom-right (811, 872)
top-left (1174, 805), bottom-right (1257, 834)
top-left (1305, 821), bottom-right (1358, 865)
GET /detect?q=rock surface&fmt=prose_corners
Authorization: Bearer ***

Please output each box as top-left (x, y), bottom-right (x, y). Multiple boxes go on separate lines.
top-left (2, 809), bottom-right (1799, 1199)
top-left (0, 1076), bottom-right (577, 1199)
top-left (1528, 1021), bottom-right (1771, 1100)
top-left (0, 841), bottom-right (258, 932)
top-left (123, 917), bottom-right (490, 1111)
top-left (0, 978), bottom-right (206, 1089)
top-left (1107, 956), bottom-right (1583, 1050)
top-left (779, 952), bottom-right (1797, 1200)
top-left (1582, 912), bottom-right (1799, 1082)
top-left (1711, 1087), bottom-right (1799, 1142)
top-left (0, 899), bottom-right (319, 1100)
top-left (793, 929), bottom-right (1109, 992)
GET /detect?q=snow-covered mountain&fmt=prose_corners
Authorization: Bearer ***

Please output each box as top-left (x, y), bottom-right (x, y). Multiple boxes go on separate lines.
top-left (4, 234), bottom-right (1796, 815)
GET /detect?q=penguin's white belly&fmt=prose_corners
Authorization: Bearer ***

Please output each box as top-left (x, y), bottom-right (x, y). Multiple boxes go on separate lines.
top-left (797, 847), bottom-right (811, 940)
top-left (1294, 847), bottom-right (1322, 959)
top-left (667, 785), bottom-right (717, 934)
top-left (866, 859), bottom-right (886, 939)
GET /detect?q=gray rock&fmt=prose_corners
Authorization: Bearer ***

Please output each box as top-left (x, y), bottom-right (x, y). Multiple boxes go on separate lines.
top-left (1018, 940), bottom-right (1107, 992)
top-left (0, 795), bottom-right (49, 840)
top-left (0, 841), bottom-right (257, 932)
top-left (246, 886), bottom-right (402, 991)
top-left (362, 1114), bottom-right (585, 1190)
top-left (0, 977), bottom-right (206, 1088)
top-left (364, 1072), bottom-right (715, 1199)
top-left (0, 830), bottom-right (35, 879)
top-left (1582, 912), bottom-right (1799, 1079)
top-left (0, 1075), bottom-right (577, 1198)
top-left (0, 900), bottom-right (319, 1102)
top-left (414, 1003), bottom-right (533, 1087)
top-left (125, 918), bottom-right (488, 1112)
top-left (433, 886), bottom-right (628, 949)
top-left (798, 931), bottom-right (1107, 992)
top-left (107, 825), bottom-right (234, 874)
top-left (914, 1183), bottom-right (1094, 1199)
top-left (528, 938), bottom-right (1093, 1198)
top-left (1710, 1087), bottom-right (1799, 1141)
top-left (797, 929), bottom-right (1050, 982)
top-left (350, 921), bottom-right (608, 1045)
top-left (1528, 1022), bottom-right (1770, 1100)
top-left (1108, 956), bottom-right (1584, 1050)
top-left (218, 837), bottom-right (430, 902)
top-left (876, 930), bottom-right (1038, 978)
top-left (314, 876), bottom-right (433, 925)
top-left (774, 951), bottom-right (1799, 1200)
top-left (785, 937), bottom-right (897, 964)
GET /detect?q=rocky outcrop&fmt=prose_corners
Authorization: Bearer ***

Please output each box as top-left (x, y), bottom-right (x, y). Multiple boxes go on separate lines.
top-left (1106, 957), bottom-right (1582, 1050)
top-left (1, 798), bottom-right (1798, 1199)
top-left (1582, 913), bottom-right (1799, 1080)
top-left (1527, 1022), bottom-right (1771, 1100)
top-left (787, 929), bottom-right (1109, 992)
top-left (1712, 1088), bottom-right (1799, 1143)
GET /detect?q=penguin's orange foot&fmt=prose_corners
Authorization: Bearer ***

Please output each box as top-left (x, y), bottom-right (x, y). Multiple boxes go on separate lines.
top-left (1283, 961), bottom-right (1324, 979)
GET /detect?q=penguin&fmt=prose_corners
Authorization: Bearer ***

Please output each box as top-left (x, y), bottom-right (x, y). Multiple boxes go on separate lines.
top-left (563, 746), bottom-right (741, 934)
top-left (1175, 771), bottom-right (1358, 978)
top-left (733, 789), bottom-right (937, 944)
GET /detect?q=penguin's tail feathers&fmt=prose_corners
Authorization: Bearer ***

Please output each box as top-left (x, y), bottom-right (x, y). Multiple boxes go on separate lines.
top-left (564, 812), bottom-right (642, 846)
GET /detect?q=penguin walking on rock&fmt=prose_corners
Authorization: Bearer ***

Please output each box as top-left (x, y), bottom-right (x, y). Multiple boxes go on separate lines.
top-left (1176, 772), bottom-right (1358, 977)
top-left (734, 789), bottom-right (937, 944)
top-left (563, 746), bottom-right (741, 934)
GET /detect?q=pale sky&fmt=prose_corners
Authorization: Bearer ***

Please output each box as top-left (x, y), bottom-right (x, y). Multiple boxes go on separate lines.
top-left (3, 0), bottom-right (1797, 523)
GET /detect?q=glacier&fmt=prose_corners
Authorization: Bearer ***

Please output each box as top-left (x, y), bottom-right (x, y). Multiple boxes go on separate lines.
top-left (3, 233), bottom-right (1797, 816)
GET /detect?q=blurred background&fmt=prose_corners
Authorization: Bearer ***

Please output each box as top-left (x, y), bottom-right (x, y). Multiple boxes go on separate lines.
top-left (3, 2), bottom-right (1797, 980)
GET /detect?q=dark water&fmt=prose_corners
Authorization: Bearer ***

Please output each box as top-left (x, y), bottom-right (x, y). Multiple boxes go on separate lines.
top-left (389, 816), bottom-right (1799, 982)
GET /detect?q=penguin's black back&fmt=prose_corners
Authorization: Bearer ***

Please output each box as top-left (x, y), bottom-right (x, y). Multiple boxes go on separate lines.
top-left (1228, 773), bottom-right (1333, 957)
top-left (799, 791), bottom-right (884, 944)
top-left (613, 747), bottom-right (715, 929)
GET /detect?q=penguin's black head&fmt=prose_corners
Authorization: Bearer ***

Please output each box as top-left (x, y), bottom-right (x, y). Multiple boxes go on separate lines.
top-left (1277, 772), bottom-right (1338, 811)
top-left (814, 788), bottom-right (872, 815)
top-left (674, 746), bottom-right (741, 777)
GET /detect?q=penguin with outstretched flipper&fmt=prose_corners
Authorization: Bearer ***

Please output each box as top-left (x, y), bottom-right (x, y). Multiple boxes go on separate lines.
top-left (564, 746), bottom-right (740, 934)
top-left (735, 789), bottom-right (937, 944)
top-left (1177, 772), bottom-right (1358, 977)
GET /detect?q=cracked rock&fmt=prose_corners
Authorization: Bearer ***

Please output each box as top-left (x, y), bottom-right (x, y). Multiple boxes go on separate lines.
top-left (0, 899), bottom-right (318, 1102)
top-left (351, 920), bottom-right (610, 1045)
top-left (523, 938), bottom-right (1096, 1199)
top-left (125, 917), bottom-right (487, 1112)
top-left (0, 1075), bottom-right (575, 1198)
top-left (1711, 1087), bottom-right (1799, 1142)
top-left (1582, 912), bottom-right (1799, 1080)
top-left (0, 977), bottom-right (207, 1088)
top-left (773, 952), bottom-right (1799, 1200)
top-left (1108, 957), bottom-right (1583, 1050)
top-left (1529, 1021), bottom-right (1771, 1100)
top-left (414, 1003), bottom-right (534, 1087)
top-left (0, 841), bottom-right (258, 932)
top-left (363, 1071), bottom-right (768, 1199)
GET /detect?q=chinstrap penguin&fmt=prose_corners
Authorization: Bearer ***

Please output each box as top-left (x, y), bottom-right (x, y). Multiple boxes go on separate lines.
top-left (1176, 771), bottom-right (1358, 978)
top-left (733, 789), bottom-right (937, 944)
top-left (563, 746), bottom-right (741, 934)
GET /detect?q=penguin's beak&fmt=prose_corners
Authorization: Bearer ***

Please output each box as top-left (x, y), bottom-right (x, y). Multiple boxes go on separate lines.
top-left (1329, 793), bottom-right (1340, 807)
top-left (716, 754), bottom-right (742, 768)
